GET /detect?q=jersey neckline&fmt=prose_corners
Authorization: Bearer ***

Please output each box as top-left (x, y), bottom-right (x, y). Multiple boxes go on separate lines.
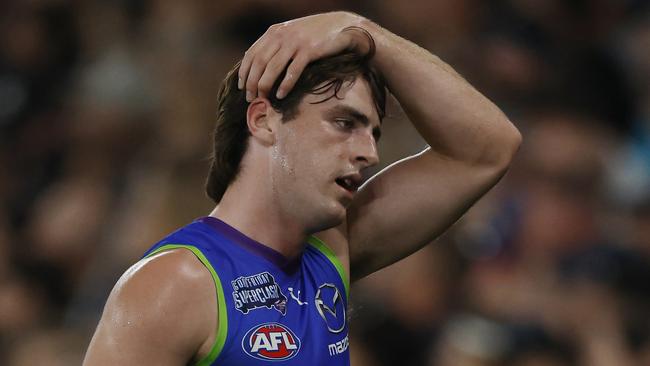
top-left (198, 216), bottom-right (301, 274)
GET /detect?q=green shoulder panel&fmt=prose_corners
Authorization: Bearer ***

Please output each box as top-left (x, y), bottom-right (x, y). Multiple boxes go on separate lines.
top-left (307, 236), bottom-right (350, 300)
top-left (145, 244), bottom-right (227, 366)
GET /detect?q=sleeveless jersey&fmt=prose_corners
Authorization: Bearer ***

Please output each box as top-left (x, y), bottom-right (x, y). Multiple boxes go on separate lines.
top-left (142, 217), bottom-right (350, 366)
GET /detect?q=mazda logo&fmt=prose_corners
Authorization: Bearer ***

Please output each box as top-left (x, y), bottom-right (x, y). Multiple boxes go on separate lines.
top-left (314, 283), bottom-right (346, 334)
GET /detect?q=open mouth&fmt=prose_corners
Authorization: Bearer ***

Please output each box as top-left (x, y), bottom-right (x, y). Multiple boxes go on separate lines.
top-left (335, 176), bottom-right (360, 193)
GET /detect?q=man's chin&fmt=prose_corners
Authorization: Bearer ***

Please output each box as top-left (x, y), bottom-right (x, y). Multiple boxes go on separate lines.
top-left (309, 203), bottom-right (347, 233)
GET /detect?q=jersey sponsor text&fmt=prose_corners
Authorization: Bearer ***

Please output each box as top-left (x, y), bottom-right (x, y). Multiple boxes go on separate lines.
top-left (232, 271), bottom-right (287, 315)
top-left (327, 335), bottom-right (349, 356)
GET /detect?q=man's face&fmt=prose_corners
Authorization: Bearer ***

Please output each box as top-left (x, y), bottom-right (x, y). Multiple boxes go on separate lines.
top-left (269, 77), bottom-right (381, 232)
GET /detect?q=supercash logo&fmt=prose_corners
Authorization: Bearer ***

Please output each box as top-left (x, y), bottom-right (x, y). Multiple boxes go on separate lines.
top-left (242, 323), bottom-right (301, 361)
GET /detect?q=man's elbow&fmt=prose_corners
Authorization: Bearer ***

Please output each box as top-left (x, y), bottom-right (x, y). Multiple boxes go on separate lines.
top-left (483, 120), bottom-right (522, 173)
top-left (503, 122), bottom-right (522, 162)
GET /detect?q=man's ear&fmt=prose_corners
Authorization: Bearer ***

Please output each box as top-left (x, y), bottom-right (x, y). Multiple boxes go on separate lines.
top-left (246, 98), bottom-right (277, 145)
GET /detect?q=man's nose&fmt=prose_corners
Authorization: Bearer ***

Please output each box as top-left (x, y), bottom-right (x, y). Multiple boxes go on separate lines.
top-left (353, 133), bottom-right (379, 168)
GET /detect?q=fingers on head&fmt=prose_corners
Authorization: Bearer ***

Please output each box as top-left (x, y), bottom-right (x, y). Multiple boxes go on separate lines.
top-left (257, 47), bottom-right (297, 98)
top-left (277, 53), bottom-right (309, 99)
top-left (238, 39), bottom-right (262, 90)
top-left (240, 42), bottom-right (280, 98)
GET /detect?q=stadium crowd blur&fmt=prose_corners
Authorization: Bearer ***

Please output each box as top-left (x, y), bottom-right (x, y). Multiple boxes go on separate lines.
top-left (1, 0), bottom-right (649, 365)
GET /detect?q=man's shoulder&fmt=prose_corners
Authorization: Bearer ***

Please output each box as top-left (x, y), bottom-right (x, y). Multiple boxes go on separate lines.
top-left (105, 249), bottom-right (217, 336)
top-left (118, 249), bottom-right (216, 307)
top-left (133, 249), bottom-right (215, 292)
top-left (84, 249), bottom-right (218, 364)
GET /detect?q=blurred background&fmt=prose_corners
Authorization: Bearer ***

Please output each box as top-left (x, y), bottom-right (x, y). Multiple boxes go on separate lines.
top-left (1, 0), bottom-right (649, 365)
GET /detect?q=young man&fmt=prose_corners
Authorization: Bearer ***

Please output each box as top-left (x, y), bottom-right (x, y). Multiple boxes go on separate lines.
top-left (84, 12), bottom-right (521, 366)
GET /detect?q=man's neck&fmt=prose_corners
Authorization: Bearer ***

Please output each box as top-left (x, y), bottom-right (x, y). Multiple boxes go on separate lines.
top-left (209, 181), bottom-right (308, 260)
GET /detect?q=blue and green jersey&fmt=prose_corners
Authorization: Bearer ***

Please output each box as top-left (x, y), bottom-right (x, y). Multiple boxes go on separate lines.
top-left (143, 216), bottom-right (350, 365)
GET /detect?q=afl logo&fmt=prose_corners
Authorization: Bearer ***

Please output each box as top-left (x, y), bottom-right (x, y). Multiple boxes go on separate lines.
top-left (242, 323), bottom-right (301, 361)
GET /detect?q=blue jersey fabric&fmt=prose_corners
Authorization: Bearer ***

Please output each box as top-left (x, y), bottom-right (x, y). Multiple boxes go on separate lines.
top-left (142, 217), bottom-right (350, 366)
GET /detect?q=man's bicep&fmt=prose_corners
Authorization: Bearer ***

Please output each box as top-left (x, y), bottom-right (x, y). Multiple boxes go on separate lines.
top-left (347, 148), bottom-right (506, 281)
top-left (83, 251), bottom-right (215, 365)
top-left (84, 296), bottom-right (183, 365)
top-left (84, 309), bottom-right (175, 366)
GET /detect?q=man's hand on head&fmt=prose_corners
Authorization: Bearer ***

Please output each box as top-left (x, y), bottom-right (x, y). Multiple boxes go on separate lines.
top-left (237, 11), bottom-right (373, 102)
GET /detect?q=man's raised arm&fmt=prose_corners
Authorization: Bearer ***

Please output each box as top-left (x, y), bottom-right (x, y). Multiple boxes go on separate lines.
top-left (345, 17), bottom-right (521, 280)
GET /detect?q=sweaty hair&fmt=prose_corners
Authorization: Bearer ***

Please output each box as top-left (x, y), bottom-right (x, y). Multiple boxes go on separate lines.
top-left (205, 51), bottom-right (387, 203)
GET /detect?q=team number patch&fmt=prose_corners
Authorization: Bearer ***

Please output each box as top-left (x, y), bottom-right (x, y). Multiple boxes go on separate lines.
top-left (242, 323), bottom-right (301, 361)
top-left (232, 272), bottom-right (287, 315)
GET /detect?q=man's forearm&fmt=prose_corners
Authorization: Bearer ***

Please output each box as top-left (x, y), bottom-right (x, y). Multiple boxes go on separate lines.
top-left (361, 18), bottom-right (521, 167)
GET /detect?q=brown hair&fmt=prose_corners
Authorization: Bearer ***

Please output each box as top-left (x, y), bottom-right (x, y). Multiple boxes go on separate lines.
top-left (206, 51), bottom-right (387, 203)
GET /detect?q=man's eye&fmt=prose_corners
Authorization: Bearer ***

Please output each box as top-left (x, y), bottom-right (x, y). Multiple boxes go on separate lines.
top-left (335, 119), bottom-right (354, 129)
